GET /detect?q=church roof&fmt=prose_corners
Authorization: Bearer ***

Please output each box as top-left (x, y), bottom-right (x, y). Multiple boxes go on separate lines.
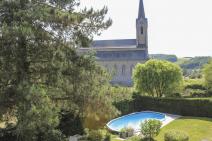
top-left (138, 0), bottom-right (145, 19)
top-left (95, 50), bottom-right (148, 61)
top-left (92, 39), bottom-right (136, 48)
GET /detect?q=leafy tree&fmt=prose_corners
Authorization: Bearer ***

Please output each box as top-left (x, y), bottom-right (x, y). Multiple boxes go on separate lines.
top-left (0, 0), bottom-right (117, 140)
top-left (203, 60), bottom-right (212, 91)
top-left (133, 60), bottom-right (183, 97)
top-left (140, 119), bottom-right (162, 141)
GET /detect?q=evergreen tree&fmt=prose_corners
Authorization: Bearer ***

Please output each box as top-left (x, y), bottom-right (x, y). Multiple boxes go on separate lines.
top-left (0, 0), bottom-right (117, 140)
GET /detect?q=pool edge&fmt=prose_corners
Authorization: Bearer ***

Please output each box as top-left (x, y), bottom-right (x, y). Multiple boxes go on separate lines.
top-left (106, 111), bottom-right (166, 133)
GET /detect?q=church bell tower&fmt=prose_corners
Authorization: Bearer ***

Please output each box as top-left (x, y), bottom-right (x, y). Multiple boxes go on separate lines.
top-left (136, 0), bottom-right (148, 48)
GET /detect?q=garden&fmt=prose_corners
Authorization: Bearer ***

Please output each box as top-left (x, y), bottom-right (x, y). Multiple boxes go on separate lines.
top-left (0, 0), bottom-right (212, 141)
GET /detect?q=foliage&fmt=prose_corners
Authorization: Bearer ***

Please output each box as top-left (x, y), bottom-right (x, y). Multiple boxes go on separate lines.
top-left (58, 111), bottom-right (84, 136)
top-left (182, 79), bottom-right (211, 98)
top-left (0, 0), bottom-right (116, 140)
top-left (120, 127), bottom-right (134, 139)
top-left (155, 117), bottom-right (212, 141)
top-left (203, 60), bottom-right (212, 91)
top-left (132, 95), bottom-right (212, 118)
top-left (184, 79), bottom-right (206, 90)
top-left (179, 57), bottom-right (211, 70)
top-left (108, 86), bottom-right (133, 103)
top-left (127, 136), bottom-right (142, 141)
top-left (114, 95), bottom-right (212, 118)
top-left (150, 54), bottom-right (178, 62)
top-left (164, 130), bottom-right (189, 141)
top-left (114, 99), bottom-right (134, 115)
top-left (85, 129), bottom-right (111, 141)
top-left (87, 130), bottom-right (104, 141)
top-left (177, 57), bottom-right (211, 78)
top-left (15, 84), bottom-right (63, 141)
top-left (133, 60), bottom-right (183, 97)
top-left (140, 119), bottom-right (162, 140)
top-left (104, 132), bottom-right (111, 141)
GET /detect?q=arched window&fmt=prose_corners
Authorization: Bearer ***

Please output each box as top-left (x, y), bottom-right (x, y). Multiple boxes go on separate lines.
top-left (113, 64), bottom-right (118, 75)
top-left (141, 26), bottom-right (144, 34)
top-left (105, 65), bottom-right (109, 72)
top-left (130, 65), bottom-right (134, 75)
top-left (122, 65), bottom-right (126, 75)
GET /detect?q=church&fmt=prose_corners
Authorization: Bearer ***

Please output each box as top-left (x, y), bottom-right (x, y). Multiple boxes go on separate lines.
top-left (79, 0), bottom-right (149, 86)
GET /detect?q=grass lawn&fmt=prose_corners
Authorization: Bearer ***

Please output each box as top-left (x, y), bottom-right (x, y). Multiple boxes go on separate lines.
top-left (155, 117), bottom-right (212, 141)
top-left (111, 117), bottom-right (212, 141)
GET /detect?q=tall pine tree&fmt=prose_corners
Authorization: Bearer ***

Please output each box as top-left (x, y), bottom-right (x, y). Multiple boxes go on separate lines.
top-left (0, 0), bottom-right (117, 140)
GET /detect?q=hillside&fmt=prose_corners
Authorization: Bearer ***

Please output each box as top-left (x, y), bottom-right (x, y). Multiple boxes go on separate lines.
top-left (150, 54), bottom-right (211, 78)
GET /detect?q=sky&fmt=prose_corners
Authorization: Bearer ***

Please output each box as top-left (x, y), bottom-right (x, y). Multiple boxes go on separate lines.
top-left (80, 0), bottom-right (212, 57)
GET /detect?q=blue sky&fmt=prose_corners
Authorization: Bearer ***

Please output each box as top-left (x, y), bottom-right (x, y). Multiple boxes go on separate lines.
top-left (80, 0), bottom-right (212, 57)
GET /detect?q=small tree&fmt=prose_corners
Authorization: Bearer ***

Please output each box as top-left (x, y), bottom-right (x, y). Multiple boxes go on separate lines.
top-left (133, 60), bottom-right (183, 97)
top-left (203, 60), bottom-right (212, 91)
top-left (140, 119), bottom-right (162, 140)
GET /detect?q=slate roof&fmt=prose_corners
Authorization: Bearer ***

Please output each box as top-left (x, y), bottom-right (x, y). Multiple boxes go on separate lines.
top-left (95, 50), bottom-right (148, 61)
top-left (92, 39), bottom-right (136, 48)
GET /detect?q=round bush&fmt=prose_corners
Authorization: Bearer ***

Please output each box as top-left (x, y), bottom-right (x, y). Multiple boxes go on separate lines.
top-left (140, 119), bottom-right (162, 139)
top-left (164, 130), bottom-right (189, 141)
top-left (87, 130), bottom-right (103, 141)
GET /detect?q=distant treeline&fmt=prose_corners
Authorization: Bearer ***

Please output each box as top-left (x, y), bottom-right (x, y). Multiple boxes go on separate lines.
top-left (179, 57), bottom-right (211, 70)
top-left (150, 54), bottom-right (178, 62)
top-left (150, 54), bottom-right (211, 70)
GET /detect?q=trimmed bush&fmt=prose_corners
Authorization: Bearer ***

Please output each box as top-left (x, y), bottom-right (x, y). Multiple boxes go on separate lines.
top-left (140, 119), bottom-right (162, 140)
top-left (114, 94), bottom-right (212, 118)
top-left (164, 130), bottom-right (189, 141)
top-left (132, 95), bottom-right (212, 118)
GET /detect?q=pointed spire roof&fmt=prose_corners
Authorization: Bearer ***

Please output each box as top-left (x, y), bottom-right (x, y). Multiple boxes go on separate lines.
top-left (138, 0), bottom-right (145, 19)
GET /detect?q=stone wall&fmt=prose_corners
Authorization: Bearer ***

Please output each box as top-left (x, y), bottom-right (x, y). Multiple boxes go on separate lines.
top-left (98, 60), bottom-right (145, 86)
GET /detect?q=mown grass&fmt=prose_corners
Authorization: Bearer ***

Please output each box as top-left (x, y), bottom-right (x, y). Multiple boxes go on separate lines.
top-left (155, 117), bottom-right (212, 141)
top-left (111, 117), bottom-right (212, 141)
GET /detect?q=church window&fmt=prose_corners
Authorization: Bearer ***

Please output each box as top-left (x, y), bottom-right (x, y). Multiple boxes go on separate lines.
top-left (122, 65), bottom-right (126, 75)
top-left (113, 64), bottom-right (118, 75)
top-left (105, 65), bottom-right (109, 72)
top-left (130, 65), bottom-right (134, 75)
top-left (141, 26), bottom-right (144, 34)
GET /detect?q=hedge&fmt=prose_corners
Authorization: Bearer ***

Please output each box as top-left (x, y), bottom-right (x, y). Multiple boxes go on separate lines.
top-left (115, 95), bottom-right (212, 118)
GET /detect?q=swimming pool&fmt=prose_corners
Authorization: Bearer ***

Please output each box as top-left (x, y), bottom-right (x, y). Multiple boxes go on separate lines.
top-left (106, 111), bottom-right (166, 132)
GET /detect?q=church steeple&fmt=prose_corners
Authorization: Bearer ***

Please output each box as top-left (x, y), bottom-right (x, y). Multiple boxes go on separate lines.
top-left (138, 0), bottom-right (145, 19)
top-left (136, 0), bottom-right (148, 48)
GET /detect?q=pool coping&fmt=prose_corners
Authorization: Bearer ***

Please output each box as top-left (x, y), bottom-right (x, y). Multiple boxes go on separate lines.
top-left (106, 111), bottom-right (167, 133)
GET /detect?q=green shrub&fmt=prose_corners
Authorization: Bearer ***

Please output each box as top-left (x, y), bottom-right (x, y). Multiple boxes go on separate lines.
top-left (87, 130), bottom-right (104, 141)
top-left (189, 89), bottom-right (208, 97)
top-left (164, 130), bottom-right (189, 141)
top-left (166, 93), bottom-right (182, 98)
top-left (127, 136), bottom-right (142, 141)
top-left (120, 127), bottom-right (134, 139)
top-left (132, 95), bottom-right (212, 118)
top-left (140, 119), bottom-right (162, 140)
top-left (184, 79), bottom-right (206, 90)
top-left (104, 132), bottom-right (111, 141)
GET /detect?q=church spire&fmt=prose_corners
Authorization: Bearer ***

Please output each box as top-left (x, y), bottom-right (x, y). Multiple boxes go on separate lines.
top-left (136, 0), bottom-right (148, 48)
top-left (138, 0), bottom-right (145, 19)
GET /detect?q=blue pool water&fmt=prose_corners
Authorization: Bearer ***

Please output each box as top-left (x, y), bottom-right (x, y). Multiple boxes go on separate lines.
top-left (106, 111), bottom-right (165, 132)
